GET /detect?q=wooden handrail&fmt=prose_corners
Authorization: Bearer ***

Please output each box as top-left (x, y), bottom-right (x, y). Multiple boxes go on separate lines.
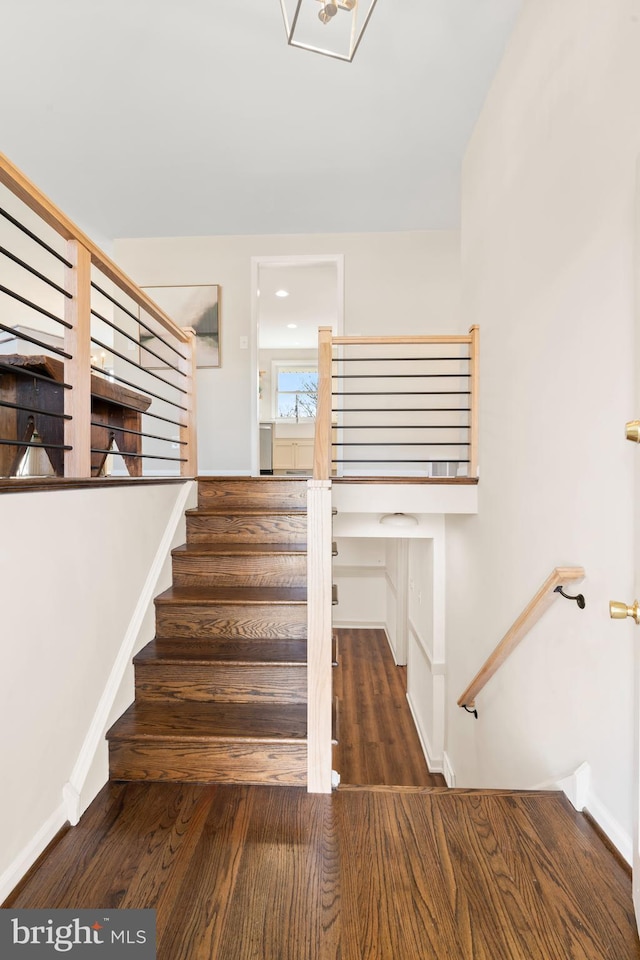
top-left (457, 566), bottom-right (585, 710)
top-left (0, 151), bottom-right (189, 344)
top-left (331, 334), bottom-right (473, 345)
top-left (0, 151), bottom-right (197, 479)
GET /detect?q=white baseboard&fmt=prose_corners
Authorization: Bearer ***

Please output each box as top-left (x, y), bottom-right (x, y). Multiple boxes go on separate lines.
top-left (585, 791), bottom-right (632, 865)
top-left (62, 783), bottom-right (81, 827)
top-left (532, 761), bottom-right (631, 864)
top-left (332, 619), bottom-right (386, 629)
top-left (532, 762), bottom-right (590, 807)
top-left (0, 803), bottom-right (67, 904)
top-left (406, 692), bottom-right (443, 774)
top-left (66, 481), bottom-right (194, 816)
top-left (443, 753), bottom-right (456, 788)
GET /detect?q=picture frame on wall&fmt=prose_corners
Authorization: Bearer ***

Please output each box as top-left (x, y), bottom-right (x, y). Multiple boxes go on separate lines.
top-left (142, 284), bottom-right (221, 368)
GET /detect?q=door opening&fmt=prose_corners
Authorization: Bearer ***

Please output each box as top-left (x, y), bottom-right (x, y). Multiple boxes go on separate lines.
top-left (250, 255), bottom-right (343, 476)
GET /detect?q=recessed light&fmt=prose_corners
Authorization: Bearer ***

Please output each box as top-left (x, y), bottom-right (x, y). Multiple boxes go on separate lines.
top-left (287, 323), bottom-right (298, 329)
top-left (275, 289), bottom-right (289, 298)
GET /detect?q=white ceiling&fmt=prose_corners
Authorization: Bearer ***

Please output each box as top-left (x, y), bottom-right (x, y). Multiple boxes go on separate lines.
top-left (0, 0), bottom-right (522, 241)
top-left (258, 261), bottom-right (339, 348)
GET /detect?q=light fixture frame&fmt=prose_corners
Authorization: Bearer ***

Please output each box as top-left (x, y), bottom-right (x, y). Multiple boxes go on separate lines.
top-left (279, 0), bottom-right (379, 62)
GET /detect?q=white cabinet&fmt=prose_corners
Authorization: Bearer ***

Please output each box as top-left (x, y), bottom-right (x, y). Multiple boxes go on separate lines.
top-left (273, 438), bottom-right (314, 472)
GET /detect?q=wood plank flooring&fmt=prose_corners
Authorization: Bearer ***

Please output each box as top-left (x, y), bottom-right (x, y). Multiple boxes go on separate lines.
top-left (333, 627), bottom-right (445, 787)
top-left (6, 782), bottom-right (639, 959)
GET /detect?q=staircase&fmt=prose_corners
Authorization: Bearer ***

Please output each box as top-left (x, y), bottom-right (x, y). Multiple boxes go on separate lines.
top-left (107, 477), bottom-right (310, 786)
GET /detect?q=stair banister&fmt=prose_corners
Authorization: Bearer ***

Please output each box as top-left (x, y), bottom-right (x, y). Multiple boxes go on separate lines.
top-left (313, 326), bottom-right (334, 481)
top-left (457, 566), bottom-right (585, 713)
top-left (0, 151), bottom-right (197, 479)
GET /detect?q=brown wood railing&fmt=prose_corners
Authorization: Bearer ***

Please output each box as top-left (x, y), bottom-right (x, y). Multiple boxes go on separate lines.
top-left (0, 152), bottom-right (197, 480)
top-left (313, 326), bottom-right (479, 481)
top-left (457, 567), bottom-right (585, 712)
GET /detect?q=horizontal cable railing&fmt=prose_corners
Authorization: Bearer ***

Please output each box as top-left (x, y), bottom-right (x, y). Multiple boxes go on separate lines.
top-left (457, 567), bottom-right (585, 716)
top-left (0, 152), bottom-right (197, 480)
top-left (313, 326), bottom-right (479, 480)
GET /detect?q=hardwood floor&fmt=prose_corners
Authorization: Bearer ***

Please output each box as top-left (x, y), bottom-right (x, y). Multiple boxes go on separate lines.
top-left (333, 627), bottom-right (445, 787)
top-left (6, 625), bottom-right (638, 957)
top-left (6, 782), bottom-right (639, 959)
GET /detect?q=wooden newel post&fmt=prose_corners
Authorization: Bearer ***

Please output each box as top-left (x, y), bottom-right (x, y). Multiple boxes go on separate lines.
top-left (313, 326), bottom-right (333, 480)
top-left (468, 324), bottom-right (479, 479)
top-left (181, 327), bottom-right (198, 477)
top-left (64, 240), bottom-right (92, 478)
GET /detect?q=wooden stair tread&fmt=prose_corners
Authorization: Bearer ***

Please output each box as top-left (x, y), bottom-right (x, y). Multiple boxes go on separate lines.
top-left (155, 585), bottom-right (307, 605)
top-left (196, 476), bottom-right (308, 483)
top-left (135, 638), bottom-right (307, 666)
top-left (172, 542), bottom-right (307, 556)
top-left (107, 701), bottom-right (307, 742)
top-left (186, 507), bottom-right (307, 517)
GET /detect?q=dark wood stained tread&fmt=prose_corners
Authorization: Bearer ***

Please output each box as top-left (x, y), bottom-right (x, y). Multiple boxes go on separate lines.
top-left (197, 476), bottom-right (308, 483)
top-left (172, 542), bottom-right (307, 557)
top-left (186, 506), bottom-right (307, 517)
top-left (338, 784), bottom-right (560, 796)
top-left (7, 783), bottom-right (637, 959)
top-left (0, 477), bottom-right (188, 495)
top-left (135, 639), bottom-right (307, 666)
top-left (107, 702), bottom-right (307, 743)
top-left (155, 585), bottom-right (307, 605)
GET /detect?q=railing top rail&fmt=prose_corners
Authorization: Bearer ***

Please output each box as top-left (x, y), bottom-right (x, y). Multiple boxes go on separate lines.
top-left (457, 565), bottom-right (585, 711)
top-left (331, 334), bottom-right (473, 345)
top-left (0, 151), bottom-right (189, 345)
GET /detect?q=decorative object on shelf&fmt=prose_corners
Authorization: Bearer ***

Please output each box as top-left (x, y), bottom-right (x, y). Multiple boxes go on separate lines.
top-left (141, 284), bottom-right (221, 368)
top-left (379, 512), bottom-right (418, 528)
top-left (553, 585), bottom-right (586, 609)
top-left (279, 0), bottom-right (379, 62)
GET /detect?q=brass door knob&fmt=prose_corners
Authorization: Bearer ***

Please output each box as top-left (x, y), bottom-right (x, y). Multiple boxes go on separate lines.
top-left (609, 600), bottom-right (640, 623)
top-left (626, 420), bottom-right (640, 443)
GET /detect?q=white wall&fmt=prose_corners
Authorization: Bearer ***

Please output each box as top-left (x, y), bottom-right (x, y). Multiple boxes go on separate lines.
top-left (0, 481), bottom-right (195, 900)
top-left (446, 0), bottom-right (640, 854)
top-left (333, 537), bottom-right (387, 627)
top-left (114, 231), bottom-right (461, 474)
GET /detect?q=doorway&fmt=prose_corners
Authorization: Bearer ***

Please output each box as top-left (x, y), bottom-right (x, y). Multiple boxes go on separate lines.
top-left (250, 255), bottom-right (344, 476)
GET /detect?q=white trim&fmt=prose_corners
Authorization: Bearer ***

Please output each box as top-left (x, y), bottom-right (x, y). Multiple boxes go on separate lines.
top-left (0, 803), bottom-right (67, 904)
top-left (533, 761), bottom-right (591, 811)
top-left (250, 253), bottom-right (345, 476)
top-left (333, 618), bottom-right (386, 629)
top-left (585, 791), bottom-right (632, 865)
top-left (406, 691), bottom-right (444, 773)
top-left (67, 481), bottom-right (194, 815)
top-left (408, 615), bottom-right (435, 666)
top-left (63, 782), bottom-right (81, 827)
top-left (532, 762), bottom-right (631, 864)
top-left (443, 752), bottom-right (456, 788)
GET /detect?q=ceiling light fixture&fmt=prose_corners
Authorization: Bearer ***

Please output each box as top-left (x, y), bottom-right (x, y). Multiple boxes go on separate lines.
top-left (287, 323), bottom-right (298, 328)
top-left (280, 0), bottom-right (379, 62)
top-left (379, 513), bottom-right (419, 529)
top-left (275, 289), bottom-right (289, 298)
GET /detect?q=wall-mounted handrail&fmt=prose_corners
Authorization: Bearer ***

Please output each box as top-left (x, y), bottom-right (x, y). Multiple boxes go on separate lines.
top-left (457, 566), bottom-right (585, 713)
top-left (0, 152), bottom-right (197, 479)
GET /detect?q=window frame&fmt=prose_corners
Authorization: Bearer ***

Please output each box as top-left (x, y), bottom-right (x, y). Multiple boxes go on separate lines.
top-left (272, 360), bottom-right (319, 422)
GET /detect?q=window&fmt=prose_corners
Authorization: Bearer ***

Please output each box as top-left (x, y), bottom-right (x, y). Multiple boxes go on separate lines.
top-left (274, 363), bottom-right (318, 420)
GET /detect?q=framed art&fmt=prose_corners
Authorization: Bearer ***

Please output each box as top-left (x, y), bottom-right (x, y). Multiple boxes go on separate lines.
top-left (142, 284), bottom-right (221, 368)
